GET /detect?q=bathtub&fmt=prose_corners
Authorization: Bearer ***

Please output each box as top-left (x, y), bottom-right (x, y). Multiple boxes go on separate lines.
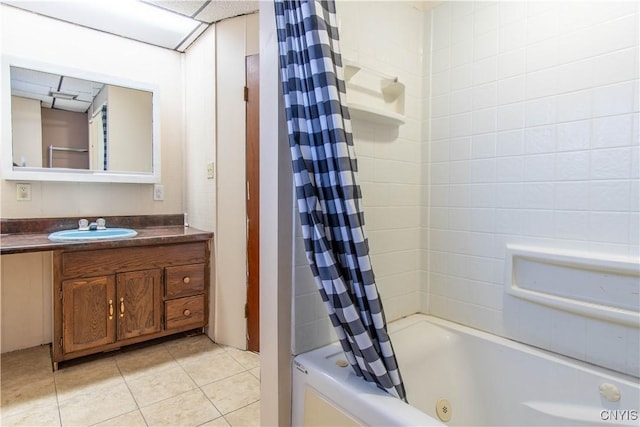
top-left (292, 314), bottom-right (640, 426)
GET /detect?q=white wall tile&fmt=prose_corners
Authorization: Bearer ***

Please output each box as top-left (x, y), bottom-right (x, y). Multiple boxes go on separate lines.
top-left (525, 125), bottom-right (556, 154)
top-left (523, 182), bottom-right (555, 209)
top-left (469, 158), bottom-right (496, 183)
top-left (554, 182), bottom-right (589, 211)
top-left (589, 212), bottom-right (630, 243)
top-left (450, 137), bottom-right (472, 160)
top-left (450, 113), bottom-right (473, 137)
top-left (553, 210), bottom-right (589, 240)
top-left (498, 20), bottom-right (526, 53)
top-left (590, 147), bottom-right (632, 179)
top-left (497, 103), bottom-right (524, 131)
top-left (556, 120), bottom-right (590, 152)
top-left (498, 75), bottom-right (526, 106)
top-left (451, 12), bottom-right (474, 45)
top-left (556, 90), bottom-right (591, 122)
top-left (472, 57), bottom-right (497, 85)
top-left (523, 153), bottom-right (555, 182)
top-left (591, 47), bottom-right (637, 88)
top-left (450, 89), bottom-right (472, 114)
top-left (451, 65), bottom-right (473, 90)
top-left (526, 38), bottom-right (559, 72)
top-left (495, 208), bottom-right (522, 235)
top-left (451, 40), bottom-right (474, 68)
top-left (497, 49), bottom-right (526, 79)
top-left (474, 30), bottom-right (498, 61)
top-left (425, 0), bottom-right (639, 377)
top-left (498, 2), bottom-right (526, 27)
top-left (524, 97), bottom-right (557, 127)
top-left (589, 181), bottom-right (631, 212)
top-left (471, 133), bottom-right (496, 158)
top-left (473, 82), bottom-right (498, 110)
top-left (496, 130), bottom-right (524, 156)
top-left (555, 151), bottom-right (589, 181)
top-left (472, 108), bottom-right (497, 134)
top-left (474, 3), bottom-right (497, 35)
top-left (451, 1), bottom-right (475, 19)
top-left (556, 59), bottom-right (593, 94)
top-left (496, 156), bottom-right (524, 182)
top-left (592, 81), bottom-right (636, 118)
top-left (526, 68), bottom-right (558, 99)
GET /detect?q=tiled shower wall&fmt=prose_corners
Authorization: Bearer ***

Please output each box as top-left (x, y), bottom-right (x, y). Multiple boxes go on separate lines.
top-left (292, 1), bottom-right (639, 366)
top-left (292, 1), bottom-right (426, 354)
top-left (426, 1), bottom-right (639, 374)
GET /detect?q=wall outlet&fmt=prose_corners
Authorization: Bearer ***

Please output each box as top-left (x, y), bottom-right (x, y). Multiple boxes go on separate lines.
top-left (153, 184), bottom-right (164, 201)
top-left (207, 162), bottom-right (214, 179)
top-left (16, 183), bottom-right (31, 201)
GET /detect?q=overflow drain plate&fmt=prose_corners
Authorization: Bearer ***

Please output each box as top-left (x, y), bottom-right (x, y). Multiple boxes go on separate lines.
top-left (436, 398), bottom-right (452, 422)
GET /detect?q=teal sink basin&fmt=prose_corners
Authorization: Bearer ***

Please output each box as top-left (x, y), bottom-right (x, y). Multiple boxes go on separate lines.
top-left (48, 228), bottom-right (138, 241)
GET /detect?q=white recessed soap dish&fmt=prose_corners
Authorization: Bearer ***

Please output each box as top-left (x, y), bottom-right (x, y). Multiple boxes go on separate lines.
top-left (343, 59), bottom-right (405, 126)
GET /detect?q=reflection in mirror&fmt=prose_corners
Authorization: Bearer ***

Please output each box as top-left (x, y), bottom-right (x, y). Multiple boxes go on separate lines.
top-left (10, 66), bottom-right (153, 173)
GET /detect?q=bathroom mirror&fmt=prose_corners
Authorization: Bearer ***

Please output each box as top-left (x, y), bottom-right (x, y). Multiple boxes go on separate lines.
top-left (1, 56), bottom-right (160, 183)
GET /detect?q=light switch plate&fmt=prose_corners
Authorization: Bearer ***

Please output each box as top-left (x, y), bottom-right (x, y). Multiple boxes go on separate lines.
top-left (16, 183), bottom-right (31, 201)
top-left (153, 184), bottom-right (164, 201)
top-left (207, 162), bottom-right (214, 179)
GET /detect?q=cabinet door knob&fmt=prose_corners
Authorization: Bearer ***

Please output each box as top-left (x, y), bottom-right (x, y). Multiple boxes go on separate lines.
top-left (183, 276), bottom-right (191, 284)
top-left (120, 297), bottom-right (125, 318)
top-left (108, 299), bottom-right (114, 320)
top-left (183, 309), bottom-right (191, 317)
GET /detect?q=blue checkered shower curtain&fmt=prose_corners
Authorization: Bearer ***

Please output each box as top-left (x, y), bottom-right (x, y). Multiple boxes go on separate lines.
top-left (274, 0), bottom-right (407, 401)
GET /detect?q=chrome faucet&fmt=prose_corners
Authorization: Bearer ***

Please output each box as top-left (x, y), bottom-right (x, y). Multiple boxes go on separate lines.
top-left (78, 218), bottom-right (106, 231)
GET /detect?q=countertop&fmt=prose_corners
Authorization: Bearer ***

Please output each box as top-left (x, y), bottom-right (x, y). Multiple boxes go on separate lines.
top-left (0, 215), bottom-right (213, 255)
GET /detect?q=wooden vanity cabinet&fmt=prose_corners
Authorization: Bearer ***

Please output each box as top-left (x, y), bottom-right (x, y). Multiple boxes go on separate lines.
top-left (53, 241), bottom-right (209, 367)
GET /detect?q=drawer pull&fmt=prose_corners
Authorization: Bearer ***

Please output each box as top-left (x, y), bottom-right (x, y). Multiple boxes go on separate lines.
top-left (108, 299), bottom-right (114, 320)
top-left (183, 309), bottom-right (191, 317)
top-left (183, 276), bottom-right (191, 284)
top-left (120, 297), bottom-right (125, 318)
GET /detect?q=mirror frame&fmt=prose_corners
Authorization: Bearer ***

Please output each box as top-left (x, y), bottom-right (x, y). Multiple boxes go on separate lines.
top-left (1, 55), bottom-right (161, 184)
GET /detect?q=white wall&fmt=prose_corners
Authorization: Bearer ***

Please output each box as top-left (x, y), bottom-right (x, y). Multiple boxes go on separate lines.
top-left (0, 5), bottom-right (184, 352)
top-left (10, 96), bottom-right (42, 167)
top-left (426, 1), bottom-right (639, 376)
top-left (215, 13), bottom-right (259, 349)
top-left (184, 25), bottom-right (217, 339)
top-left (259, 4), bottom-right (294, 424)
top-left (107, 86), bottom-right (153, 173)
top-left (0, 5), bottom-right (184, 218)
top-left (184, 13), bottom-right (259, 349)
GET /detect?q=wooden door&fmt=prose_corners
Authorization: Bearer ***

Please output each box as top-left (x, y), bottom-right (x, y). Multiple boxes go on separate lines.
top-left (246, 54), bottom-right (260, 352)
top-left (116, 269), bottom-right (162, 341)
top-left (62, 276), bottom-right (116, 353)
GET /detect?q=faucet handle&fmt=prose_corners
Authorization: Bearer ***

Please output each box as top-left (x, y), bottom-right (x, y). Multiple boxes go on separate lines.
top-left (78, 219), bottom-right (89, 230)
top-left (96, 218), bottom-right (106, 230)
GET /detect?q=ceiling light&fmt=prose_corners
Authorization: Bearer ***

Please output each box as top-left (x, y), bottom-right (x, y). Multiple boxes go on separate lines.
top-left (50, 90), bottom-right (78, 100)
top-left (3, 0), bottom-right (202, 50)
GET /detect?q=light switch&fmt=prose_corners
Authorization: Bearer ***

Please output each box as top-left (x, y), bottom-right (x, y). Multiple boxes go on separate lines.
top-left (207, 162), bottom-right (214, 179)
top-left (153, 184), bottom-right (164, 201)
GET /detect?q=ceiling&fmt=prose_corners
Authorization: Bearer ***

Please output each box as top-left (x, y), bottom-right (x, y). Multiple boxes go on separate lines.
top-left (2, 0), bottom-right (260, 51)
top-left (5, 1), bottom-right (259, 112)
top-left (11, 66), bottom-right (105, 113)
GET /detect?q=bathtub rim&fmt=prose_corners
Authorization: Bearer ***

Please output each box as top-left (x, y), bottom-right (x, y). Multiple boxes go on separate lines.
top-left (291, 329), bottom-right (443, 426)
top-left (389, 314), bottom-right (639, 386)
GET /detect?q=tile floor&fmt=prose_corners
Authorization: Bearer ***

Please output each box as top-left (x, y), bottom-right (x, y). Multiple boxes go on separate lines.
top-left (1, 334), bottom-right (261, 426)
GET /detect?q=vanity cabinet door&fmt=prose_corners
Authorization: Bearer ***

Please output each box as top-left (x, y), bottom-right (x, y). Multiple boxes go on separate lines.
top-left (116, 269), bottom-right (162, 341)
top-left (62, 276), bottom-right (116, 353)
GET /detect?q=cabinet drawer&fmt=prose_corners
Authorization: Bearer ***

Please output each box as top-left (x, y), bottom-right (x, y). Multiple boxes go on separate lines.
top-left (165, 264), bottom-right (205, 298)
top-left (165, 295), bottom-right (204, 330)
